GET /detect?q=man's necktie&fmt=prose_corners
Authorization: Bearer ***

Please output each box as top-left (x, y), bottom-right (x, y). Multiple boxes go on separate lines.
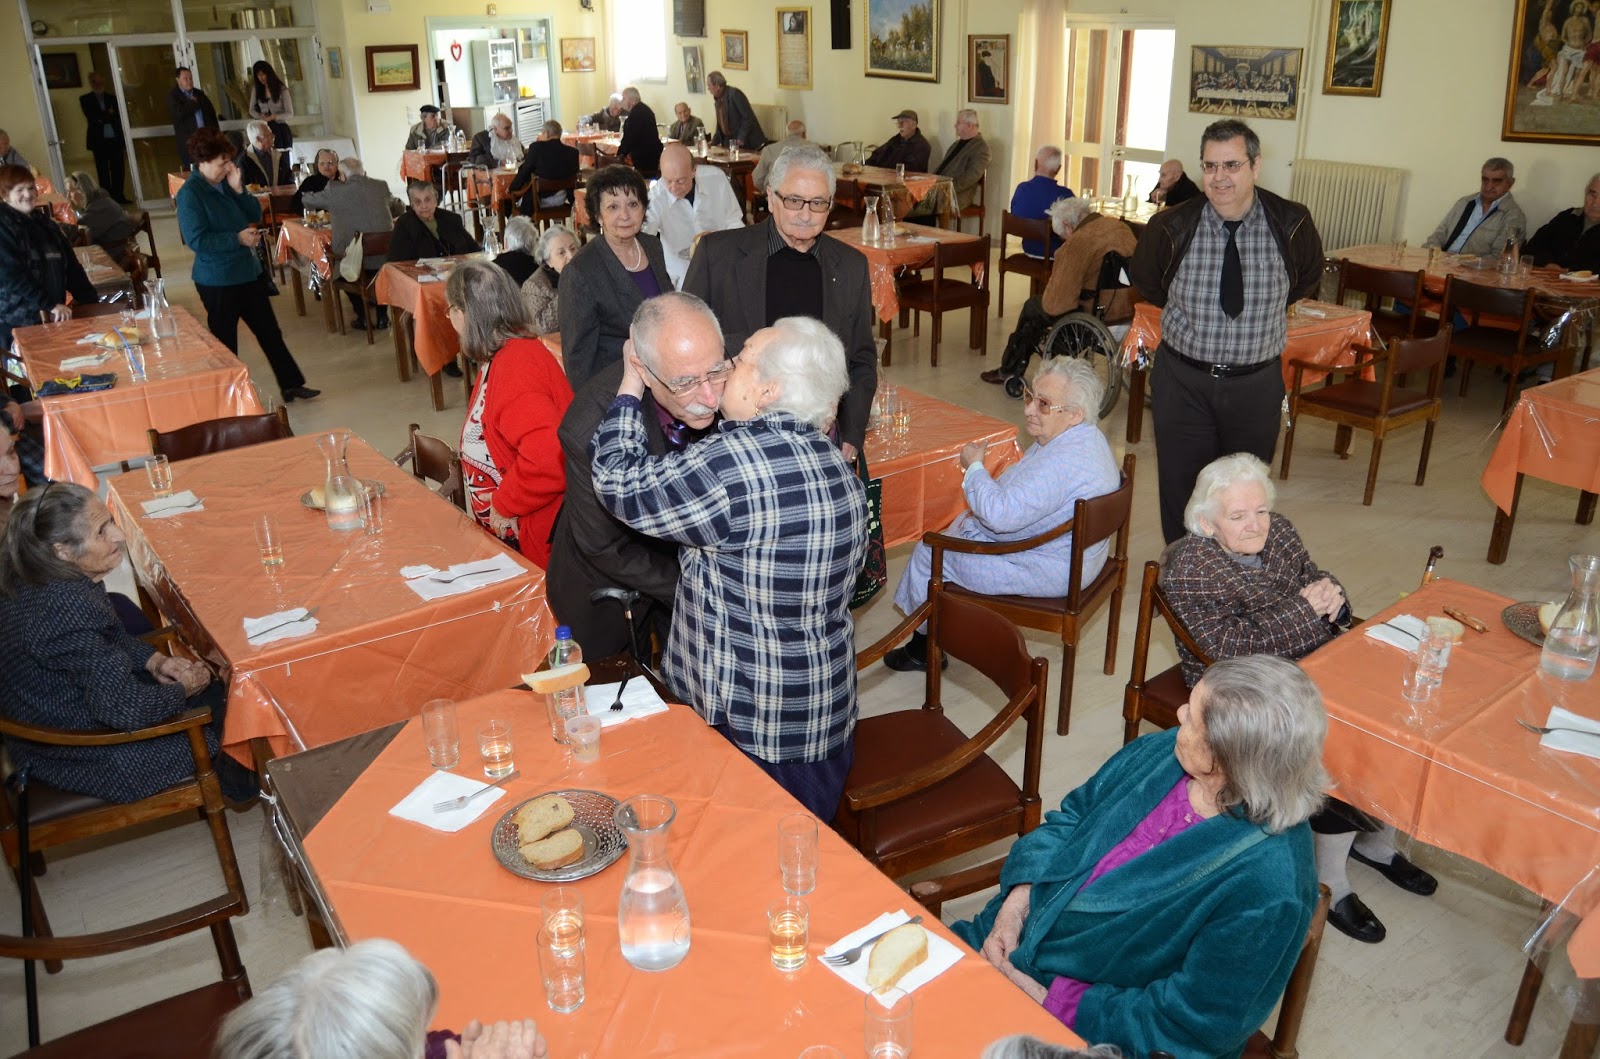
top-left (661, 418), bottom-right (700, 452)
top-left (1220, 220), bottom-right (1244, 319)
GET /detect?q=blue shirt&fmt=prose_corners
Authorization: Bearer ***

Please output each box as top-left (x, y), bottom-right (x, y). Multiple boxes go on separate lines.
top-left (1011, 175), bottom-right (1074, 258)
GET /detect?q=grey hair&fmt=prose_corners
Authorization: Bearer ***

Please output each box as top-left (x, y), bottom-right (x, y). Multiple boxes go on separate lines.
top-left (1484, 156), bottom-right (1515, 178)
top-left (983, 1037), bottom-right (1124, 1059)
top-left (1034, 354), bottom-right (1103, 423)
top-left (749, 317), bottom-right (850, 430)
top-left (490, 111), bottom-right (512, 129)
top-left (1194, 656), bottom-right (1330, 833)
top-left (445, 260), bottom-right (537, 363)
top-left (542, 119), bottom-right (563, 138)
top-left (1202, 118), bottom-right (1260, 163)
top-left (503, 215), bottom-right (539, 253)
top-left (405, 179), bottom-right (438, 203)
top-left (337, 156), bottom-right (364, 179)
top-left (621, 86), bottom-right (641, 105)
top-left (957, 108), bottom-right (979, 125)
top-left (707, 71), bottom-right (728, 88)
top-left (1047, 195), bottom-right (1094, 237)
top-left (787, 119), bottom-right (807, 137)
top-left (245, 120), bottom-right (270, 143)
top-left (536, 223), bottom-right (578, 264)
top-left (69, 170), bottom-right (109, 203)
top-left (608, 92), bottom-right (624, 106)
top-left (213, 938), bottom-right (438, 1059)
top-left (1036, 146), bottom-right (1063, 175)
top-left (629, 291), bottom-right (722, 370)
top-left (767, 143), bottom-right (836, 197)
top-left (0, 482), bottom-right (100, 594)
top-left (1183, 452), bottom-right (1276, 537)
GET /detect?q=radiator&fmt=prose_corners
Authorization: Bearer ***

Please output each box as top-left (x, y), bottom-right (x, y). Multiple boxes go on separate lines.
top-left (1288, 159), bottom-right (1407, 251)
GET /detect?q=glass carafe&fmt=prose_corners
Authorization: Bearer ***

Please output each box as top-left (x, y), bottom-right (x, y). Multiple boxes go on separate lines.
top-left (862, 195), bottom-right (880, 245)
top-left (145, 278), bottom-right (178, 340)
top-left (316, 430), bottom-right (366, 532)
top-left (1122, 176), bottom-right (1140, 216)
top-left (1499, 227), bottom-right (1522, 275)
top-left (1541, 554), bottom-right (1600, 681)
top-left (615, 794), bottom-right (690, 971)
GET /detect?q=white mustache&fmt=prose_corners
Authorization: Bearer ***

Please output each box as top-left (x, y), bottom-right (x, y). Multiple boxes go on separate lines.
top-left (682, 400), bottom-right (717, 417)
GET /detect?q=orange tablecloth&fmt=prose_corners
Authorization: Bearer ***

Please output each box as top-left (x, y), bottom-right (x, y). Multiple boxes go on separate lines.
top-left (375, 261), bottom-right (462, 376)
top-left (1481, 367), bottom-right (1600, 513)
top-left (104, 434), bottom-right (555, 761)
top-left (1117, 300), bottom-right (1375, 388)
top-left (12, 306), bottom-right (261, 485)
top-left (298, 690), bottom-right (1088, 1053)
top-left (826, 225), bottom-right (988, 322)
top-left (33, 177), bottom-right (77, 225)
top-left (465, 167), bottom-right (519, 214)
top-left (1335, 243), bottom-right (1600, 309)
top-left (400, 150), bottom-right (448, 183)
top-left (834, 165), bottom-right (956, 226)
top-left (274, 217), bottom-right (333, 280)
top-left (166, 171), bottom-right (278, 215)
top-left (867, 386), bottom-right (1021, 548)
top-left (74, 244), bottom-right (132, 301)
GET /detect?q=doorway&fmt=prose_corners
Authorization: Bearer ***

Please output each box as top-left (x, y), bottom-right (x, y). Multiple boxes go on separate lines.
top-left (1060, 24), bottom-right (1176, 203)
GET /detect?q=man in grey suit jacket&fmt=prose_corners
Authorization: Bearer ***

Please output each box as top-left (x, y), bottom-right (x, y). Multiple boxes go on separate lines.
top-left (302, 157), bottom-right (395, 328)
top-left (706, 71), bottom-right (769, 150)
top-left (683, 144), bottom-right (876, 456)
top-left (916, 108), bottom-right (991, 218)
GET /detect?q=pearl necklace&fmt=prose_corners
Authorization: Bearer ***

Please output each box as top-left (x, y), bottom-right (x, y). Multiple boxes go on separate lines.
top-left (610, 234), bottom-right (646, 272)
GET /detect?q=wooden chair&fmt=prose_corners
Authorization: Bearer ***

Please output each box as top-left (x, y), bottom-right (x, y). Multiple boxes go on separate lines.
top-left (996, 210), bottom-right (1053, 318)
top-left (328, 231), bottom-right (393, 344)
top-left (957, 173), bottom-right (986, 235)
top-left (147, 406), bottom-right (292, 462)
top-left (521, 175), bottom-right (578, 229)
top-left (835, 591), bottom-right (1048, 905)
top-left (1336, 261), bottom-right (1434, 345)
top-left (135, 210), bottom-right (162, 279)
top-left (825, 180), bottom-right (865, 232)
top-left (1242, 884), bottom-right (1332, 1059)
top-left (1440, 276), bottom-right (1560, 415)
top-left (1280, 328), bottom-right (1451, 506)
top-left (894, 235), bottom-right (990, 365)
top-left (932, 453), bottom-right (1135, 736)
top-left (394, 421), bottom-right (466, 511)
top-left (1122, 560), bottom-right (1212, 745)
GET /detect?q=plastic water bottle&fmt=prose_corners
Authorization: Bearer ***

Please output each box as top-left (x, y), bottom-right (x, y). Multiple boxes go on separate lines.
top-left (546, 625), bottom-right (585, 740)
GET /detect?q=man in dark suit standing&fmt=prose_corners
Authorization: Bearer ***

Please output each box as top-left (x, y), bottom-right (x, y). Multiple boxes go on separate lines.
top-left (510, 120), bottom-right (581, 214)
top-left (167, 66), bottom-right (219, 167)
top-left (705, 71), bottom-right (768, 149)
top-left (79, 72), bottom-right (128, 203)
top-left (617, 86), bottom-right (663, 177)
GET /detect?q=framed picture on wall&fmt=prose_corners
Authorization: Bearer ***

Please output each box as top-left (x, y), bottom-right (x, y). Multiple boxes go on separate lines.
top-left (684, 46), bottom-right (705, 94)
top-left (365, 45), bottom-right (420, 93)
top-left (1188, 46), bottom-right (1303, 120)
top-left (41, 53), bottom-right (82, 90)
top-left (722, 30), bottom-right (749, 70)
top-left (328, 47), bottom-right (344, 80)
top-left (865, 0), bottom-right (940, 82)
top-left (561, 38), bottom-right (597, 74)
top-left (777, 7), bottom-right (812, 90)
top-left (1322, 0), bottom-right (1391, 96)
top-left (1502, 0), bottom-right (1600, 145)
top-left (968, 35), bottom-right (1008, 104)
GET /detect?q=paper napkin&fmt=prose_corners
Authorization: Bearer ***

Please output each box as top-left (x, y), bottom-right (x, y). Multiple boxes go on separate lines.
top-left (243, 607), bottom-right (320, 646)
top-left (388, 771), bottom-right (507, 832)
top-left (1539, 707), bottom-right (1600, 760)
top-left (140, 490), bottom-right (204, 518)
top-left (402, 554), bottom-right (524, 601)
top-left (583, 680), bottom-right (670, 727)
top-left (60, 352), bottom-right (114, 370)
top-left (819, 910), bottom-right (963, 995)
top-left (1364, 613), bottom-right (1428, 652)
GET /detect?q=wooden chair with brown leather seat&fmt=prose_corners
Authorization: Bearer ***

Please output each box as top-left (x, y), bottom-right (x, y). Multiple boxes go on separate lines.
top-left (518, 175), bottom-right (579, 229)
top-left (135, 210), bottom-right (162, 280)
top-left (834, 591), bottom-right (1048, 908)
top-left (147, 406), bottom-right (292, 462)
top-left (1279, 327), bottom-right (1452, 506)
top-left (1440, 275), bottom-right (1560, 415)
top-left (1335, 261), bottom-right (1435, 345)
top-left (893, 235), bottom-right (991, 365)
top-left (995, 210), bottom-right (1053, 318)
top-left (930, 453), bottom-right (1135, 736)
top-left (328, 231), bottom-right (393, 344)
top-left (394, 421), bottom-right (466, 511)
top-left (957, 173), bottom-right (986, 235)
top-left (1122, 559), bottom-right (1213, 745)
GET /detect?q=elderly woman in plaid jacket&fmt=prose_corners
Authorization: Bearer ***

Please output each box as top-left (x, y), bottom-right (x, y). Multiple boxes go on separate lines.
top-left (592, 298), bottom-right (867, 818)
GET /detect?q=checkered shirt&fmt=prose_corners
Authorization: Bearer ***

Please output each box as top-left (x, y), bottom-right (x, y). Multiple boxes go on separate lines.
top-left (1161, 198), bottom-right (1291, 366)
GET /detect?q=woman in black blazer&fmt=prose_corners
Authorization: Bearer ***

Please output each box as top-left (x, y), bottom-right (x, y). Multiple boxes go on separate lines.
top-left (386, 180), bottom-right (481, 263)
top-left (557, 165), bottom-right (672, 392)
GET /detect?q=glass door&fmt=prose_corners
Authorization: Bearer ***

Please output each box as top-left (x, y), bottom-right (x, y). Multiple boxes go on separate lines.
top-left (109, 42), bottom-right (187, 207)
top-left (1061, 24), bottom-right (1175, 202)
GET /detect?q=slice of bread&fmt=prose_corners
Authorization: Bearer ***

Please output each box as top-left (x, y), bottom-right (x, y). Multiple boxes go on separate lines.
top-left (1425, 616), bottom-right (1464, 643)
top-left (520, 827), bottom-right (584, 870)
top-left (527, 662), bottom-right (590, 694)
top-left (513, 794), bottom-right (574, 843)
top-left (1539, 601), bottom-right (1562, 635)
top-left (867, 922), bottom-right (928, 990)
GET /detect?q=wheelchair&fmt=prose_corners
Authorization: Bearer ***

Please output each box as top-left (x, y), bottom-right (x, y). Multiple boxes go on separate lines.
top-left (1001, 251), bottom-right (1135, 421)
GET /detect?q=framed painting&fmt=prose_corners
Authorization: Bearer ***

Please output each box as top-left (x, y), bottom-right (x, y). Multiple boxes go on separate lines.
top-left (1502, 0), bottom-right (1600, 145)
top-left (1188, 46), bottom-right (1303, 121)
top-left (722, 30), bottom-right (748, 70)
top-left (865, 0), bottom-right (939, 82)
top-left (328, 46), bottom-right (344, 80)
top-left (1323, 0), bottom-right (1391, 96)
top-left (683, 45), bottom-right (705, 94)
top-left (41, 53), bottom-right (82, 90)
top-left (365, 45), bottom-right (419, 93)
top-left (968, 35), bottom-right (1008, 104)
top-left (560, 38), bottom-right (597, 74)
top-left (777, 7), bottom-right (812, 90)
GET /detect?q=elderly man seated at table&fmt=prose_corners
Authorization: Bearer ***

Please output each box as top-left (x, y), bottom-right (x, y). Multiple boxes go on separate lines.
top-left (667, 101), bottom-right (706, 144)
top-left (644, 143), bottom-right (744, 288)
top-left (388, 179), bottom-right (481, 263)
top-left (883, 358), bottom-right (1119, 672)
top-left (521, 224), bottom-right (579, 335)
top-left (1525, 171), bottom-right (1600, 272)
top-left (751, 121), bottom-right (808, 192)
top-left (584, 94), bottom-right (624, 133)
top-left (981, 197), bottom-right (1136, 385)
top-left (1148, 159), bottom-right (1200, 208)
top-left (239, 120), bottom-right (290, 187)
top-left (1160, 452), bottom-right (1438, 945)
top-left (469, 112), bottom-right (525, 169)
top-left (1011, 146), bottom-right (1074, 259)
top-left (909, 109), bottom-right (990, 222)
top-left (0, 129), bottom-right (28, 170)
top-left (405, 105), bottom-right (449, 151)
top-left (957, 654), bottom-right (1323, 1059)
top-left (866, 110), bottom-right (932, 173)
top-left (1423, 156), bottom-right (1527, 257)
top-left (303, 156), bottom-right (394, 331)
top-left (591, 307), bottom-right (867, 817)
top-left (617, 86), bottom-right (663, 177)
top-left (510, 121), bottom-right (580, 214)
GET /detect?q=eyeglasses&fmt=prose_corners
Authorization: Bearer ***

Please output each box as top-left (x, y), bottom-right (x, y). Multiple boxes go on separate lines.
top-left (771, 191), bottom-right (834, 214)
top-left (1021, 385), bottom-right (1069, 416)
top-left (641, 357), bottom-right (735, 396)
top-left (1200, 160), bottom-right (1250, 175)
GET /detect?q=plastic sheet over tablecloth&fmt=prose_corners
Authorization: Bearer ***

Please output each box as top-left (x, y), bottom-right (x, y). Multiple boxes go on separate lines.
top-left (826, 226), bottom-right (988, 322)
top-left (375, 261), bottom-right (462, 376)
top-left (104, 433), bottom-right (555, 762)
top-left (1117, 300), bottom-right (1374, 387)
top-left (400, 149), bottom-right (448, 183)
top-left (276, 217), bottom-right (333, 280)
top-left (1481, 367), bottom-right (1600, 514)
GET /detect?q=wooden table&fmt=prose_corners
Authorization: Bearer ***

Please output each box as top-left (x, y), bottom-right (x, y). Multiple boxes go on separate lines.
top-left (269, 689), bottom-right (1088, 1055)
top-left (399, 149), bottom-right (471, 184)
top-left (275, 217), bottom-right (337, 332)
top-left (104, 433), bottom-right (555, 765)
top-left (825, 225), bottom-right (988, 363)
top-left (12, 305), bottom-right (262, 485)
top-left (561, 131), bottom-right (621, 170)
top-left (1480, 367), bottom-right (1600, 563)
top-left (374, 260), bottom-right (475, 411)
top-left (1335, 243), bottom-right (1600, 312)
top-left (74, 244), bottom-right (134, 304)
top-left (699, 145), bottom-right (759, 213)
top-left (465, 166), bottom-right (521, 224)
top-left (33, 177), bottom-right (77, 225)
top-left (834, 164), bottom-right (957, 228)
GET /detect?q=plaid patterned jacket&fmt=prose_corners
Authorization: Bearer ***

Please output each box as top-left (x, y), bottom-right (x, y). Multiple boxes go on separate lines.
top-left (1159, 514), bottom-right (1343, 687)
top-left (591, 398), bottom-right (868, 763)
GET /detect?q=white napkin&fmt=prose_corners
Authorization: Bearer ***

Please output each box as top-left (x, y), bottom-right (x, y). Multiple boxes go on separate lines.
top-left (61, 352), bottom-right (114, 370)
top-left (243, 607), bottom-right (320, 646)
top-left (417, 273), bottom-right (446, 284)
top-left (819, 910), bottom-right (963, 995)
top-left (1364, 613), bottom-right (1428, 652)
top-left (1296, 304), bottom-right (1329, 318)
top-left (388, 771), bottom-right (507, 832)
top-left (140, 490), bottom-right (204, 518)
top-left (75, 333), bottom-right (109, 346)
top-left (1539, 707), bottom-right (1600, 759)
top-left (1560, 272), bottom-right (1597, 283)
top-left (583, 680), bottom-right (670, 727)
top-left (402, 554), bottom-right (525, 601)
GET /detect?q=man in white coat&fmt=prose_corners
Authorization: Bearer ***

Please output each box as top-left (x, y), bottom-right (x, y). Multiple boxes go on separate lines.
top-left (644, 142), bottom-right (745, 288)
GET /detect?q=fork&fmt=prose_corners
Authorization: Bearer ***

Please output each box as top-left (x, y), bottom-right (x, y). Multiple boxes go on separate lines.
top-left (609, 673), bottom-right (632, 711)
top-left (819, 915), bottom-right (924, 967)
top-left (432, 770), bottom-right (520, 813)
top-left (428, 563), bottom-right (499, 584)
top-left (148, 497), bottom-right (203, 515)
top-left (248, 606), bottom-right (320, 639)
top-left (1516, 718), bottom-right (1600, 738)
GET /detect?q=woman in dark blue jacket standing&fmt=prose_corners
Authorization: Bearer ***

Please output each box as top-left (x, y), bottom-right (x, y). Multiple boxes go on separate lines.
top-left (175, 127), bottom-right (318, 403)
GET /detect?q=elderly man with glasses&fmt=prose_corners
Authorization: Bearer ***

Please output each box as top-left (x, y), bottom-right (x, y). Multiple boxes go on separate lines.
top-left (683, 143), bottom-right (876, 460)
top-left (644, 143), bottom-right (744, 288)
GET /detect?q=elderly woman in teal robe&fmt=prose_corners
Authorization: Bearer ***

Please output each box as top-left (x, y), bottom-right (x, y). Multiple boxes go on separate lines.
top-left (954, 655), bottom-right (1327, 1059)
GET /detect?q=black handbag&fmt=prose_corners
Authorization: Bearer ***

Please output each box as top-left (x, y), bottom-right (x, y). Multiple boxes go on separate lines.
top-left (849, 449), bottom-right (886, 610)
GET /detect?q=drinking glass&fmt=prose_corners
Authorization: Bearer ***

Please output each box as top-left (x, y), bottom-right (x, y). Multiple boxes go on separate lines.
top-left (767, 895), bottom-right (809, 970)
top-left (1390, 239), bottom-right (1407, 265)
top-left (1401, 633), bottom-right (1451, 704)
top-left (478, 719), bottom-right (515, 778)
top-left (421, 699), bottom-right (459, 768)
top-left (541, 887), bottom-right (585, 952)
top-left (362, 487), bottom-right (383, 536)
top-left (537, 927), bottom-right (585, 1013)
top-left (144, 454), bottom-right (172, 496)
top-left (778, 813), bottom-right (818, 895)
top-left (254, 513), bottom-right (284, 567)
top-left (565, 715), bottom-right (601, 763)
top-left (895, 163), bottom-right (906, 182)
top-left (798, 1049), bottom-right (844, 1058)
top-left (865, 987), bottom-right (913, 1058)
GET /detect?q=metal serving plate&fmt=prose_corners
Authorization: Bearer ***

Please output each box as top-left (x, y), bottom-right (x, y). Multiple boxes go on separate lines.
top-left (491, 788), bottom-right (627, 883)
top-left (1502, 601), bottom-right (1547, 647)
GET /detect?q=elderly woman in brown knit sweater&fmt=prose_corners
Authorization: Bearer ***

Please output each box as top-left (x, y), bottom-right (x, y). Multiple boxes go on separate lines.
top-left (981, 196), bottom-right (1137, 386)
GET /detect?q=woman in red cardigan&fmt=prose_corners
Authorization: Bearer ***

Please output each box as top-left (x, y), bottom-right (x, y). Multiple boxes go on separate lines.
top-left (447, 261), bottom-right (574, 567)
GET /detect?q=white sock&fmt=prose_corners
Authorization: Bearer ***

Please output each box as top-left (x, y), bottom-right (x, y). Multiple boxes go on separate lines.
top-left (1353, 826), bottom-right (1399, 865)
top-left (1315, 832), bottom-right (1357, 904)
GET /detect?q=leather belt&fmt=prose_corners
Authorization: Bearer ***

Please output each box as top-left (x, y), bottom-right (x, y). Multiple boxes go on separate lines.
top-left (1165, 347), bottom-right (1276, 379)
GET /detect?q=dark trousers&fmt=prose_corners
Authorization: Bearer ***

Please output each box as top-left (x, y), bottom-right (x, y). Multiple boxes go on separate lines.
top-left (91, 144), bottom-right (127, 202)
top-left (714, 723), bottom-right (855, 820)
top-left (999, 297), bottom-right (1059, 377)
top-left (1151, 344), bottom-right (1285, 543)
top-left (194, 274), bottom-right (307, 395)
top-left (345, 289), bottom-right (388, 327)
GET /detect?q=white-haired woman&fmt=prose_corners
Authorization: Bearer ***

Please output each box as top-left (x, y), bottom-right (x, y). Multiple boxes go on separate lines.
top-left (957, 656), bottom-right (1326, 1059)
top-left (1161, 452), bottom-right (1437, 946)
top-left (494, 216), bottom-right (542, 287)
top-left (214, 938), bottom-right (547, 1059)
top-left (984, 1037), bottom-right (1124, 1059)
top-left (981, 196), bottom-right (1138, 386)
top-left (66, 170), bottom-right (138, 260)
top-left (884, 357), bottom-right (1119, 672)
top-left (520, 224), bottom-right (578, 335)
top-left (591, 300), bottom-right (867, 818)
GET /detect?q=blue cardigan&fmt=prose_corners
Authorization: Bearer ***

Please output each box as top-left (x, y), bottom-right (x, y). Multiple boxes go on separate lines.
top-left (953, 729), bottom-right (1317, 1059)
top-left (175, 170), bottom-right (265, 287)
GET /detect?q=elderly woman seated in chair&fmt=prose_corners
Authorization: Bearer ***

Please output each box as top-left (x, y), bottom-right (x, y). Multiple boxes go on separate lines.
top-left (883, 356), bottom-right (1119, 672)
top-left (1160, 452), bottom-right (1437, 946)
top-left (957, 655), bottom-right (1325, 1059)
top-left (0, 483), bottom-right (255, 803)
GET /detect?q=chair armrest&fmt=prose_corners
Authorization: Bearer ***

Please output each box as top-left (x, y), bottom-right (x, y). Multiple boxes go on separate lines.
top-left (855, 603), bottom-right (929, 670)
top-left (0, 706), bottom-right (213, 747)
top-left (924, 516), bottom-right (1074, 560)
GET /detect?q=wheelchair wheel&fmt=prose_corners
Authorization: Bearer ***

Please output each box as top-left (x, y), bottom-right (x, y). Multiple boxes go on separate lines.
top-left (1038, 312), bottom-right (1124, 419)
top-left (1003, 375), bottom-right (1025, 400)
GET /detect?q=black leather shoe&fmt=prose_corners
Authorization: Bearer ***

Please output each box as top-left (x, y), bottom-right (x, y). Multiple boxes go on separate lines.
top-left (443, 362), bottom-right (464, 378)
top-left (1351, 849), bottom-right (1438, 896)
top-left (282, 386), bottom-right (321, 402)
top-left (1328, 893), bottom-right (1386, 944)
top-left (979, 369), bottom-right (1006, 384)
top-left (882, 646), bottom-right (947, 673)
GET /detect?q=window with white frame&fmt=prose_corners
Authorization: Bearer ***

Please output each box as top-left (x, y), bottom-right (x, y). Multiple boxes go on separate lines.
top-left (610, 0), bottom-right (668, 82)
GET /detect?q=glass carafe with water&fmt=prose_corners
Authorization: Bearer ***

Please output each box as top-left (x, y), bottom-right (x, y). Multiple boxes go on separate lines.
top-left (316, 430), bottom-right (366, 532)
top-left (1541, 554), bottom-right (1600, 680)
top-left (145, 278), bottom-right (178, 340)
top-left (862, 195), bottom-right (880, 245)
top-left (1122, 176), bottom-right (1140, 216)
top-left (615, 794), bottom-right (690, 971)
top-left (878, 192), bottom-right (897, 246)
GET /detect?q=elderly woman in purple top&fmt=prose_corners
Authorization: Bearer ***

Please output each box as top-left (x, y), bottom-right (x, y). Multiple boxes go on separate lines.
top-left (884, 356), bottom-right (1120, 671)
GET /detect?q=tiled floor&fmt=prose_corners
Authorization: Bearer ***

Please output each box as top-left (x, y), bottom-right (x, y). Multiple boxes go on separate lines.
top-left (1, 213), bottom-right (1596, 1056)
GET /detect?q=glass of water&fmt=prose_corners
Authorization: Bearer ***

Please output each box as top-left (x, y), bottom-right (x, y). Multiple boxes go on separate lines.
top-left (145, 454), bottom-right (172, 496)
top-left (1401, 633), bottom-right (1451, 704)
